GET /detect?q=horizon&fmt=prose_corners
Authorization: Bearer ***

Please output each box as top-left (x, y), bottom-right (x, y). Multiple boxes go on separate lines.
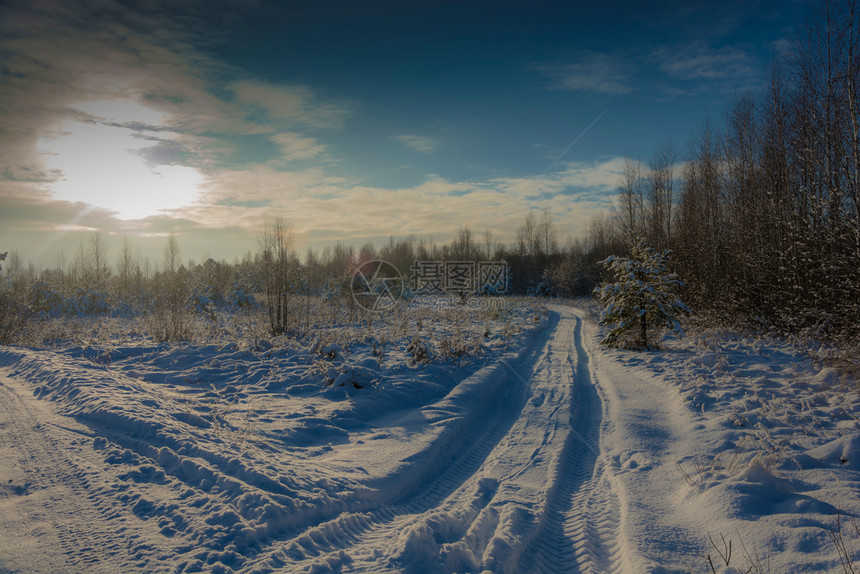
top-left (0, 0), bottom-right (809, 270)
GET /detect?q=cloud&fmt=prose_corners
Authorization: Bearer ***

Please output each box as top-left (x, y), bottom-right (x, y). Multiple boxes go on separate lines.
top-left (538, 52), bottom-right (634, 95)
top-left (232, 80), bottom-right (351, 130)
top-left (0, 0), bottom-right (245, 186)
top-left (555, 158), bottom-right (629, 194)
top-left (182, 155), bottom-right (628, 253)
top-left (132, 138), bottom-right (192, 167)
top-left (270, 132), bottom-right (327, 162)
top-left (538, 41), bottom-right (765, 100)
top-left (652, 43), bottom-right (760, 86)
top-left (1, 151), bottom-right (629, 269)
top-left (0, 0), bottom-right (347, 181)
top-left (393, 134), bottom-right (438, 153)
top-left (0, 0), bottom-right (354, 231)
top-left (0, 0), bottom-right (630, 268)
top-left (195, 166), bottom-right (343, 212)
top-left (488, 157), bottom-right (626, 202)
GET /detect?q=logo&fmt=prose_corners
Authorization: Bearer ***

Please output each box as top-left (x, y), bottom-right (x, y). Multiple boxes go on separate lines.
top-left (350, 260), bottom-right (405, 311)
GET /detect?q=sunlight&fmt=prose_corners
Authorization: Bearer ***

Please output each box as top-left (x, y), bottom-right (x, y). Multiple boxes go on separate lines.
top-left (37, 101), bottom-right (204, 221)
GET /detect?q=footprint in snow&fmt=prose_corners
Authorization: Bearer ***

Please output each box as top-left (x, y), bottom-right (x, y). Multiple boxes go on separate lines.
top-left (614, 451), bottom-right (653, 472)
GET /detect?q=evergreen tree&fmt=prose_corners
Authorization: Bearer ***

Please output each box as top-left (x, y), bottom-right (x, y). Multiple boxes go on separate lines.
top-left (595, 240), bottom-right (690, 349)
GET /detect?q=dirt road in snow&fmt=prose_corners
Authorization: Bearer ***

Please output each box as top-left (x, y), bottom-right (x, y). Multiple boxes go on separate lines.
top-left (0, 305), bottom-right (709, 573)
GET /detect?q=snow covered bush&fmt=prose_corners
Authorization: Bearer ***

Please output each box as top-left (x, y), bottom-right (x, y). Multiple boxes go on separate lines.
top-left (407, 336), bottom-right (430, 364)
top-left (27, 281), bottom-right (68, 316)
top-left (438, 330), bottom-right (483, 366)
top-left (228, 280), bottom-right (258, 310)
top-left (71, 288), bottom-right (112, 315)
top-left (595, 239), bottom-right (690, 349)
top-left (189, 291), bottom-right (215, 315)
top-left (0, 284), bottom-right (28, 344)
top-left (320, 278), bottom-right (346, 303)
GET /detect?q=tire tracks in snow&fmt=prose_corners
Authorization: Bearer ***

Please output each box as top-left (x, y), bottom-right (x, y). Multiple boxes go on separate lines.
top-left (245, 316), bottom-right (559, 573)
top-left (517, 311), bottom-right (623, 573)
top-left (0, 371), bottom-right (178, 574)
top-left (2, 348), bottom-right (363, 572)
top-left (257, 308), bottom-right (626, 574)
top-left (0, 307), bottom-right (629, 574)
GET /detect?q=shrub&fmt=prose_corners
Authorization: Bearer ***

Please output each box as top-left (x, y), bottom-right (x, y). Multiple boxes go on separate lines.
top-left (595, 239), bottom-right (690, 349)
top-left (0, 287), bottom-right (28, 344)
top-left (28, 281), bottom-right (68, 316)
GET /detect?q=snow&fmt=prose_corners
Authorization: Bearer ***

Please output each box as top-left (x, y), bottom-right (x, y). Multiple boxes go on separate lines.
top-left (0, 301), bottom-right (858, 573)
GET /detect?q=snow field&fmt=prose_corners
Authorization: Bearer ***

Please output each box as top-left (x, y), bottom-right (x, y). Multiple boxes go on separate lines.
top-left (584, 309), bottom-right (860, 572)
top-left (1, 299), bottom-right (858, 573)
top-left (1, 301), bottom-right (559, 573)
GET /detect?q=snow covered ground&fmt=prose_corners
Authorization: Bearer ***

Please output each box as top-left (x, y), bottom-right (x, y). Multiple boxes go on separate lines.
top-left (0, 302), bottom-right (858, 573)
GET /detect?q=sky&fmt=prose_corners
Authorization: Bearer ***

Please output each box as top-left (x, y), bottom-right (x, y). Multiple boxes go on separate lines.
top-left (0, 0), bottom-right (810, 270)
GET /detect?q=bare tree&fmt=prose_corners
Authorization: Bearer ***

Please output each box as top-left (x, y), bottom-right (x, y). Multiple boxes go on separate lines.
top-left (451, 226), bottom-right (480, 261)
top-left (483, 228), bottom-right (496, 261)
top-left (150, 234), bottom-right (190, 341)
top-left (5, 250), bottom-right (22, 280)
top-left (258, 218), bottom-right (296, 335)
top-left (646, 140), bottom-right (676, 248)
top-left (538, 207), bottom-right (558, 257)
top-left (116, 236), bottom-right (141, 301)
top-left (89, 232), bottom-right (110, 291)
top-left (675, 118), bottom-right (727, 307)
top-left (614, 159), bottom-right (646, 244)
top-left (516, 210), bottom-right (542, 258)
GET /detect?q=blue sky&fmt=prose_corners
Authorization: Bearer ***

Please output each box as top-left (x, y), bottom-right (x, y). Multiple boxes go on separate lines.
top-left (0, 0), bottom-right (809, 267)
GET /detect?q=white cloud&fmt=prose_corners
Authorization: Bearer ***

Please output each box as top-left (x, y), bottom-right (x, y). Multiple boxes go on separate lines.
top-left (393, 134), bottom-right (438, 153)
top-left (538, 52), bottom-right (634, 95)
top-left (38, 119), bottom-right (205, 220)
top-left (270, 132), bottom-right (327, 161)
top-left (232, 80), bottom-right (350, 130)
top-left (538, 43), bottom-right (764, 99)
top-left (181, 155), bottom-right (629, 254)
top-left (653, 44), bottom-right (759, 83)
top-left (555, 157), bottom-right (629, 192)
top-left (488, 157), bottom-right (627, 201)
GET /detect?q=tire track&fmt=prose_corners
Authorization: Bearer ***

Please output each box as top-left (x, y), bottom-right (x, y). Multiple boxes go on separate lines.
top-left (0, 372), bottom-right (180, 574)
top-left (517, 312), bottom-right (622, 574)
top-left (0, 308), bottom-right (627, 574)
top-left (250, 366), bottom-right (527, 571)
top-left (288, 309), bottom-right (608, 574)
top-left (245, 318), bottom-right (558, 573)
top-left (1, 333), bottom-right (550, 574)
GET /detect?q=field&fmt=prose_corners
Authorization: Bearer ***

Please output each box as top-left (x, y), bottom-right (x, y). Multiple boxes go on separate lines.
top-left (1, 299), bottom-right (859, 573)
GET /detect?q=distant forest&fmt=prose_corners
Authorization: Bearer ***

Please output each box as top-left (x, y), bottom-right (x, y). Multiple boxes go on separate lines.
top-left (2, 2), bottom-right (859, 343)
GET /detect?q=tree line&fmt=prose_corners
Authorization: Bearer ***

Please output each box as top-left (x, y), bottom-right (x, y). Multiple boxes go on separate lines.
top-left (578, 1), bottom-right (860, 342)
top-left (2, 4), bottom-right (856, 342)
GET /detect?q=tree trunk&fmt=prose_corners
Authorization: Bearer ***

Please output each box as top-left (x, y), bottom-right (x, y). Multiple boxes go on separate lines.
top-left (640, 313), bottom-right (648, 349)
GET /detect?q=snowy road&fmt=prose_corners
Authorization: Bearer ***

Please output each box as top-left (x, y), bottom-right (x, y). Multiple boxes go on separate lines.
top-left (0, 363), bottom-right (187, 573)
top-left (261, 307), bottom-right (622, 573)
top-left (1, 304), bottom-right (856, 572)
top-left (0, 305), bottom-right (626, 573)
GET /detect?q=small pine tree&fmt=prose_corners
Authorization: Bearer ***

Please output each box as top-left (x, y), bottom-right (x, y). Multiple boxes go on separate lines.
top-left (595, 239), bottom-right (690, 349)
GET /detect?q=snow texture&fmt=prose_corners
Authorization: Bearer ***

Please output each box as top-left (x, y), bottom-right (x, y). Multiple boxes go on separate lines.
top-left (0, 303), bottom-right (858, 573)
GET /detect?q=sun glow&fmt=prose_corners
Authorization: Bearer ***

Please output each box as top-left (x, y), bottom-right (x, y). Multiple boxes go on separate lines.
top-left (38, 101), bottom-right (204, 221)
